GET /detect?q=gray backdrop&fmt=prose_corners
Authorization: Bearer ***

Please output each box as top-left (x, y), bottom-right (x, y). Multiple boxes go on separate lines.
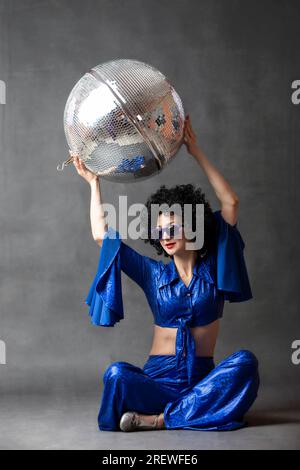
top-left (0, 0), bottom-right (299, 448)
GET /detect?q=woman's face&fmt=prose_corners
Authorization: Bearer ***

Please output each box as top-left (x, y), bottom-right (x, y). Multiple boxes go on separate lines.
top-left (156, 212), bottom-right (188, 256)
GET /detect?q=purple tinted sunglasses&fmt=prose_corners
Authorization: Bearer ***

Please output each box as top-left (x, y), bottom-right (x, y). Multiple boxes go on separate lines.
top-left (150, 223), bottom-right (183, 240)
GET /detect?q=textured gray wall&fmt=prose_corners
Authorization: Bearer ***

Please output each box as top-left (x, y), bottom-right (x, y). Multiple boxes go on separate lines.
top-left (0, 0), bottom-right (299, 402)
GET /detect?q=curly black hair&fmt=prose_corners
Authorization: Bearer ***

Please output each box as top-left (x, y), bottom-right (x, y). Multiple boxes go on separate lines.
top-left (142, 183), bottom-right (217, 259)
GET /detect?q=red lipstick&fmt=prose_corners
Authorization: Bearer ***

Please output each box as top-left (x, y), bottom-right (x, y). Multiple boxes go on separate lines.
top-left (165, 242), bottom-right (176, 248)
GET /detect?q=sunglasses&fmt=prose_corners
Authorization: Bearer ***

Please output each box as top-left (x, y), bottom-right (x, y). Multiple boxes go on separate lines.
top-left (150, 223), bottom-right (183, 240)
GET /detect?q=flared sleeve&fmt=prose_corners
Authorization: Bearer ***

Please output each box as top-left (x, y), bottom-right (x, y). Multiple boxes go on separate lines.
top-left (213, 210), bottom-right (253, 302)
top-left (85, 227), bottom-right (124, 327)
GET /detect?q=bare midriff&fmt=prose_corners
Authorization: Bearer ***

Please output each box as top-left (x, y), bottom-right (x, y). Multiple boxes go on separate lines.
top-left (148, 319), bottom-right (220, 357)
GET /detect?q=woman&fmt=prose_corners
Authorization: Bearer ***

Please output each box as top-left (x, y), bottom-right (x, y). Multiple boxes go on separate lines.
top-left (73, 115), bottom-right (259, 432)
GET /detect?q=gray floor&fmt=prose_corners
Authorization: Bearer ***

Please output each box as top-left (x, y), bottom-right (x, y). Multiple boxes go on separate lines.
top-left (1, 386), bottom-right (300, 450)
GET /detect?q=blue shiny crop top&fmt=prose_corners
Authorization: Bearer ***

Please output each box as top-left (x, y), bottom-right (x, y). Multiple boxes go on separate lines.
top-left (85, 210), bottom-right (253, 385)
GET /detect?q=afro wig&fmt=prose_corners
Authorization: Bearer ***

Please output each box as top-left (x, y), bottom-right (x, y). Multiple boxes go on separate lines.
top-left (142, 183), bottom-right (217, 259)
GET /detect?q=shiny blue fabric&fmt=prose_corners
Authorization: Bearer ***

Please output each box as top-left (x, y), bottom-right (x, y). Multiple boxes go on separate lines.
top-left (98, 349), bottom-right (259, 431)
top-left (85, 210), bottom-right (253, 386)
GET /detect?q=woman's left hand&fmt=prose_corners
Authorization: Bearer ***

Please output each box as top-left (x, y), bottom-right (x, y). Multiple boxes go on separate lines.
top-left (183, 114), bottom-right (199, 157)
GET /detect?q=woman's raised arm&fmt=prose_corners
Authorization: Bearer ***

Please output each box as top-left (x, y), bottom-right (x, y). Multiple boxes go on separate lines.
top-left (72, 154), bottom-right (107, 244)
top-left (183, 115), bottom-right (239, 226)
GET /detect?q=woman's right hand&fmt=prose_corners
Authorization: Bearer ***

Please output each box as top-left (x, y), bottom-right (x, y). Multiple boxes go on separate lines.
top-left (71, 152), bottom-right (98, 184)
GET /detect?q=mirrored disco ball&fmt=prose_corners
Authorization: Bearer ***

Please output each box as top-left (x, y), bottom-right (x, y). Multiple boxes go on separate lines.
top-left (62, 59), bottom-right (185, 182)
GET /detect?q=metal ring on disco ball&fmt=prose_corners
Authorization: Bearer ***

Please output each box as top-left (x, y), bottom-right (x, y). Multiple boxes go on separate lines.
top-left (59, 59), bottom-right (185, 182)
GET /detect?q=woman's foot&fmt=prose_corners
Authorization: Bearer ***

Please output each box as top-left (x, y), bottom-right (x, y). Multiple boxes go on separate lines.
top-left (120, 411), bottom-right (165, 432)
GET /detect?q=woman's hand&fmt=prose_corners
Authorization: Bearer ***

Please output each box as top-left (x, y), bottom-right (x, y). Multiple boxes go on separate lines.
top-left (183, 114), bottom-right (200, 157)
top-left (71, 152), bottom-right (98, 184)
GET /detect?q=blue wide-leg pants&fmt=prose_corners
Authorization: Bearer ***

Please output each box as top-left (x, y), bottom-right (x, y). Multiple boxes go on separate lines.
top-left (98, 349), bottom-right (259, 431)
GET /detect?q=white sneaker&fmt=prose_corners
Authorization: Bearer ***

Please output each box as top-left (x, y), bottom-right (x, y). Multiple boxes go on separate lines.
top-left (119, 411), bottom-right (163, 432)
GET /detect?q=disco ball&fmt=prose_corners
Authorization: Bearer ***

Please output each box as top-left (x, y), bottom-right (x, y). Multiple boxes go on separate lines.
top-left (59, 59), bottom-right (185, 182)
